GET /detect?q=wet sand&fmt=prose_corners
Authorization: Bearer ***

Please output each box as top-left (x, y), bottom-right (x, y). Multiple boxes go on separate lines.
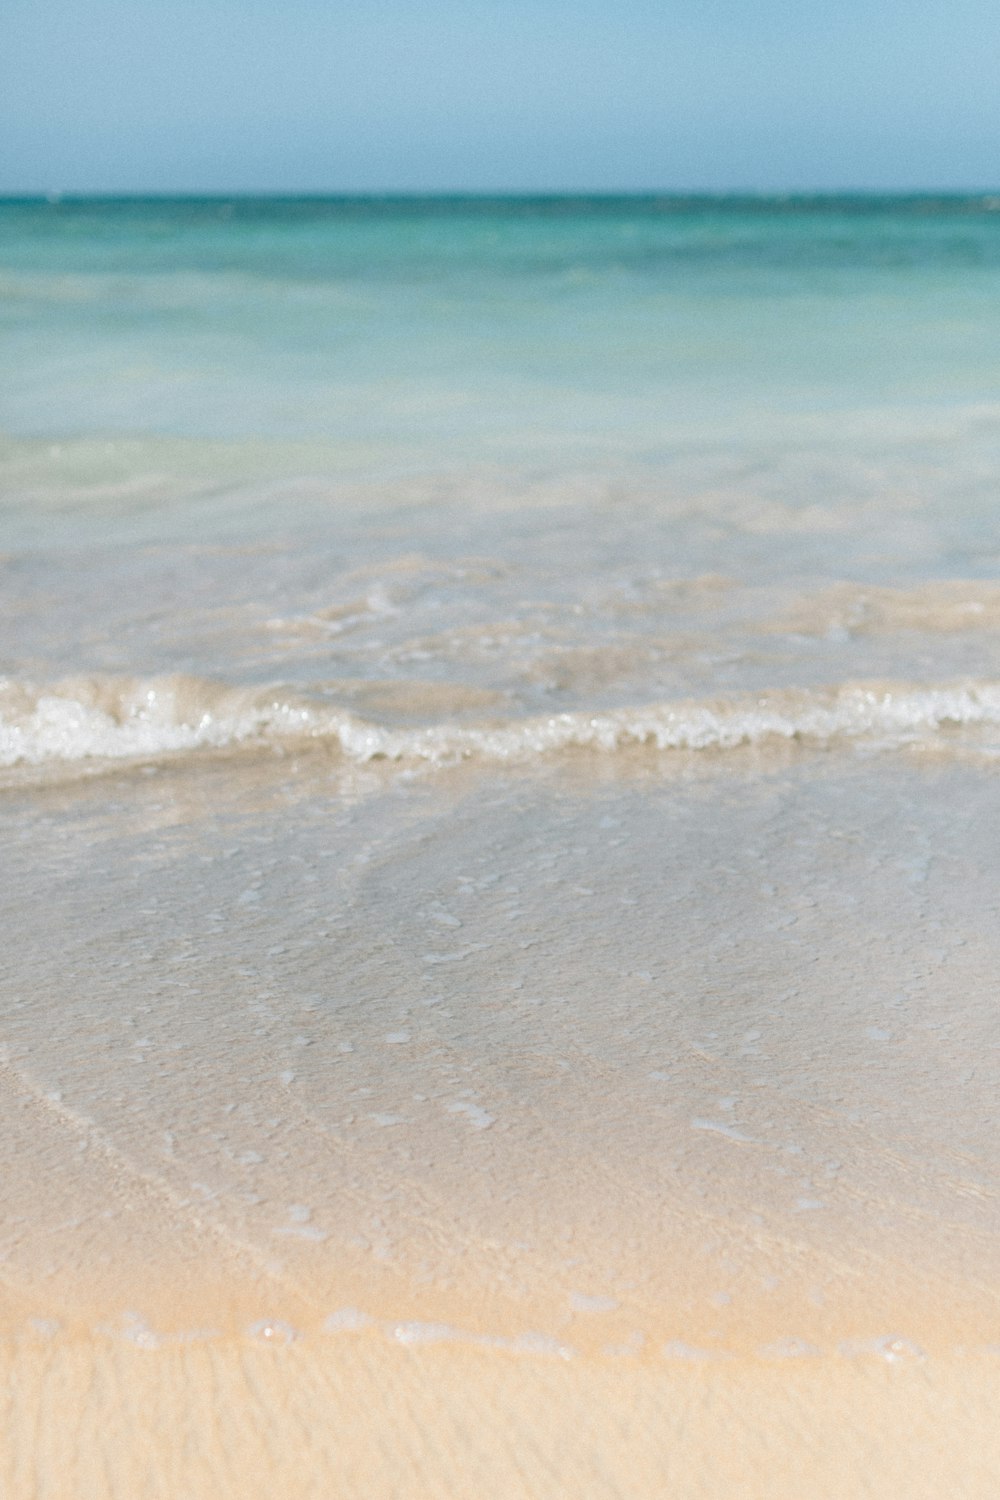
top-left (2, 748), bottom-right (1000, 1494)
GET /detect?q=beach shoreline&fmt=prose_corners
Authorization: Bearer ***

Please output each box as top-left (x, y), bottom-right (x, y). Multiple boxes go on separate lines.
top-left (5, 195), bottom-right (1000, 1494)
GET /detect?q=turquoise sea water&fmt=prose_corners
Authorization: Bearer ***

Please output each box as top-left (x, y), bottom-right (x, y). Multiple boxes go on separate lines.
top-left (3, 194), bottom-right (1000, 737)
top-left (5, 199), bottom-right (1000, 1355)
top-left (4, 195), bottom-right (1000, 458)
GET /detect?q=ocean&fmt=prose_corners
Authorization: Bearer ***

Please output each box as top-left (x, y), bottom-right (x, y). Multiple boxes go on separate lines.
top-left (3, 195), bottom-right (1000, 1370)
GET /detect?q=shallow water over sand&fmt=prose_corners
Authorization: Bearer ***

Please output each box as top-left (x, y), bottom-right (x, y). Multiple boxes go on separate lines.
top-left (3, 747), bottom-right (1000, 1356)
top-left (3, 197), bottom-right (1000, 1494)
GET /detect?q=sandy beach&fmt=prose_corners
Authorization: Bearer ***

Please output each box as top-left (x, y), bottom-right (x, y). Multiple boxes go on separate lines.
top-left (5, 1336), bottom-right (1000, 1499)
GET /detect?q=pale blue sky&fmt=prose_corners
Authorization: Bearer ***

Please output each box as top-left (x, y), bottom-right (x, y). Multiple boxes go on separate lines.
top-left (2, 0), bottom-right (999, 194)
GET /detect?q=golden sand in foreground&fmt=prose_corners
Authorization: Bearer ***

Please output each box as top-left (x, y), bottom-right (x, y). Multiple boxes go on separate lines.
top-left (3, 1335), bottom-right (1000, 1500)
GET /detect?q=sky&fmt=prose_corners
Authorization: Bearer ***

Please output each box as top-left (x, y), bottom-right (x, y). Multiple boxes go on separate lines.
top-left (2, 0), bottom-right (999, 194)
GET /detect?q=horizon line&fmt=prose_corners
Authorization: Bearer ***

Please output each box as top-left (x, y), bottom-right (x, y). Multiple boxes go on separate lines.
top-left (3, 187), bottom-right (1000, 203)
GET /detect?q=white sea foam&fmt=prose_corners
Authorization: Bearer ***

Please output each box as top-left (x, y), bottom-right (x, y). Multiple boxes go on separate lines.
top-left (444, 1100), bottom-right (496, 1131)
top-left (838, 1335), bottom-right (925, 1363)
top-left (380, 1319), bottom-right (576, 1357)
top-left (569, 1292), bottom-right (620, 1314)
top-left (3, 672), bottom-right (1000, 773)
top-left (322, 1308), bottom-right (373, 1334)
top-left (662, 1340), bottom-right (733, 1362)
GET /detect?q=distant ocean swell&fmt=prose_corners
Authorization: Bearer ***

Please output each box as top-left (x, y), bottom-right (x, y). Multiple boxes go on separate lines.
top-left (3, 674), bottom-right (1000, 774)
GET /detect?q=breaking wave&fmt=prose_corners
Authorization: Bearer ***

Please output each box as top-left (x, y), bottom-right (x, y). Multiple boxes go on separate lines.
top-left (4, 672), bottom-right (1000, 775)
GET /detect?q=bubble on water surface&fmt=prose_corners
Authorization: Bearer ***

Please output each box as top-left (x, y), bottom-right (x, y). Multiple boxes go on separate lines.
top-left (246, 1319), bottom-right (298, 1345)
